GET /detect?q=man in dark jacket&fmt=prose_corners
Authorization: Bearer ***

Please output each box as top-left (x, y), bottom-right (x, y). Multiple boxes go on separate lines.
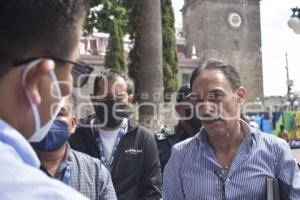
top-left (155, 84), bottom-right (202, 173)
top-left (69, 69), bottom-right (162, 200)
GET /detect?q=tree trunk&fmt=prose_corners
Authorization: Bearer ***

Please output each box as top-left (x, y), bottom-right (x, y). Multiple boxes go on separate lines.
top-left (137, 0), bottom-right (164, 131)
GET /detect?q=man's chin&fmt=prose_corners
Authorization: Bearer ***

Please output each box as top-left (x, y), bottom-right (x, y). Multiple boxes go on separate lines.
top-left (203, 120), bottom-right (226, 134)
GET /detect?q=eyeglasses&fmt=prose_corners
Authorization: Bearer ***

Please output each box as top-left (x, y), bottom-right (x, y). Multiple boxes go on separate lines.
top-left (12, 55), bottom-right (94, 88)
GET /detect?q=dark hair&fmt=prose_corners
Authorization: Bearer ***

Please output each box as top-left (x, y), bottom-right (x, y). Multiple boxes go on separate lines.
top-left (176, 84), bottom-right (191, 103)
top-left (190, 59), bottom-right (241, 91)
top-left (93, 68), bottom-right (127, 95)
top-left (0, 0), bottom-right (88, 78)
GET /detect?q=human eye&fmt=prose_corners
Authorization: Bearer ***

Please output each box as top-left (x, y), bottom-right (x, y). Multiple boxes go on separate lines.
top-left (208, 92), bottom-right (223, 102)
top-left (189, 93), bottom-right (202, 103)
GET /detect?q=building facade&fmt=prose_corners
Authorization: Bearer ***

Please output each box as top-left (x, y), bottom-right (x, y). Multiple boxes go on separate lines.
top-left (182, 0), bottom-right (264, 101)
top-left (76, 0), bottom-right (265, 119)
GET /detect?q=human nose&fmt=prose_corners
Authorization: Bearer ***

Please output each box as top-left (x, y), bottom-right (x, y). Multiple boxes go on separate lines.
top-left (196, 101), bottom-right (217, 117)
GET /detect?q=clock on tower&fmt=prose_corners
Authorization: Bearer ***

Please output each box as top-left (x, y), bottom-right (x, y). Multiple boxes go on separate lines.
top-left (227, 12), bottom-right (242, 29)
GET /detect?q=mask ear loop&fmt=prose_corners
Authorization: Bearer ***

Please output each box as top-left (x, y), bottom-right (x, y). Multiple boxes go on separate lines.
top-left (21, 59), bottom-right (43, 137)
top-left (22, 59), bottom-right (65, 142)
top-left (45, 69), bottom-right (66, 131)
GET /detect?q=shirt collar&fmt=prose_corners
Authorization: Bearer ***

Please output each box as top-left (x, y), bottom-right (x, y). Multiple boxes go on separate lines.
top-left (240, 119), bottom-right (258, 143)
top-left (196, 119), bottom-right (258, 146)
top-left (39, 144), bottom-right (72, 179)
top-left (0, 119), bottom-right (40, 168)
top-left (55, 143), bottom-right (73, 178)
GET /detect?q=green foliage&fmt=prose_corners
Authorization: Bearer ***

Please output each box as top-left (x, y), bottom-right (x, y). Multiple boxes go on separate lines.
top-left (105, 21), bottom-right (126, 71)
top-left (126, 0), bottom-right (141, 100)
top-left (85, 0), bottom-right (128, 33)
top-left (161, 0), bottom-right (179, 101)
top-left (84, 0), bottom-right (128, 71)
top-left (85, 0), bottom-right (179, 94)
top-left (84, 3), bottom-right (103, 35)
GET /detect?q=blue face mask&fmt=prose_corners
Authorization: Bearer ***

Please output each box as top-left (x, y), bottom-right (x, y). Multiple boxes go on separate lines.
top-left (22, 59), bottom-right (66, 143)
top-left (31, 119), bottom-right (70, 152)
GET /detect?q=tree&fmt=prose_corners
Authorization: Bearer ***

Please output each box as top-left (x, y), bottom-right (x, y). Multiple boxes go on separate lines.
top-left (84, 0), bottom-right (127, 71)
top-left (104, 20), bottom-right (126, 71)
top-left (161, 0), bottom-right (179, 101)
top-left (126, 0), bottom-right (179, 129)
top-left (127, 0), bottom-right (178, 102)
top-left (126, 0), bottom-right (141, 98)
top-left (86, 0), bottom-right (177, 130)
top-left (131, 0), bottom-right (164, 130)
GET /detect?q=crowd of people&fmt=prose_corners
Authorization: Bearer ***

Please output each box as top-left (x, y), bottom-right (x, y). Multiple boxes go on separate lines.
top-left (0, 1), bottom-right (300, 200)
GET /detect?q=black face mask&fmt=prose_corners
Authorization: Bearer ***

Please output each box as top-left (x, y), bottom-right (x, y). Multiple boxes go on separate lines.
top-left (184, 108), bottom-right (202, 131)
top-left (94, 100), bottom-right (128, 128)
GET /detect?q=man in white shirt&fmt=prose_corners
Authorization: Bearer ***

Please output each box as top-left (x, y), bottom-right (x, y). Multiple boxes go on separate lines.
top-left (0, 1), bottom-right (91, 199)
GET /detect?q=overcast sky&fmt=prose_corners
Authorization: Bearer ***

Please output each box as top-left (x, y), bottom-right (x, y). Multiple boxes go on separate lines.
top-left (172, 0), bottom-right (300, 97)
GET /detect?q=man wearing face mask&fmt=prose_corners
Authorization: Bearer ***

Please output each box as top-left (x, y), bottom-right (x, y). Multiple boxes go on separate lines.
top-left (31, 97), bottom-right (117, 200)
top-left (155, 84), bottom-right (202, 173)
top-left (69, 69), bottom-right (162, 200)
top-left (0, 1), bottom-right (91, 199)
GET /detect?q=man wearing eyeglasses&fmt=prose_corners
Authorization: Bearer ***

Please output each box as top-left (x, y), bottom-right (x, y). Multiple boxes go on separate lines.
top-left (69, 69), bottom-right (162, 200)
top-left (0, 1), bottom-right (92, 199)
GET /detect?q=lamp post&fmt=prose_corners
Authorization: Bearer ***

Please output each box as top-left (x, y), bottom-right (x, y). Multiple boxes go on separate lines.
top-left (295, 100), bottom-right (299, 110)
top-left (283, 52), bottom-right (298, 111)
top-left (286, 9), bottom-right (300, 110)
top-left (288, 7), bottom-right (300, 34)
top-left (254, 97), bottom-right (262, 106)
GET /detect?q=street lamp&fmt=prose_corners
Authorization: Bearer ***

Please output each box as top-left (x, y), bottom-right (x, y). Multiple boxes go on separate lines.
top-left (294, 100), bottom-right (299, 110)
top-left (254, 97), bottom-right (262, 106)
top-left (284, 101), bottom-right (291, 111)
top-left (287, 93), bottom-right (299, 111)
top-left (283, 52), bottom-right (298, 111)
top-left (288, 7), bottom-right (300, 34)
top-left (288, 93), bottom-right (295, 110)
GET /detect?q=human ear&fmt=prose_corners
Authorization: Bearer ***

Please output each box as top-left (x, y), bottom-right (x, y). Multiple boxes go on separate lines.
top-left (23, 59), bottom-right (55, 105)
top-left (236, 87), bottom-right (246, 104)
top-left (70, 116), bottom-right (77, 134)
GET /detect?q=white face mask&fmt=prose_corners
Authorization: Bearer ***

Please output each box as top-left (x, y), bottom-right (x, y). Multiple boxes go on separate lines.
top-left (21, 59), bottom-right (66, 142)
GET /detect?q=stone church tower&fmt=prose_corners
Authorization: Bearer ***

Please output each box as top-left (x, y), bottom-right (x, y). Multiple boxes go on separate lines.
top-left (182, 0), bottom-right (264, 102)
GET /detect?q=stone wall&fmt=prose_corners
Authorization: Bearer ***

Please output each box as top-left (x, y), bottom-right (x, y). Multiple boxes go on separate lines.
top-left (182, 0), bottom-right (263, 102)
